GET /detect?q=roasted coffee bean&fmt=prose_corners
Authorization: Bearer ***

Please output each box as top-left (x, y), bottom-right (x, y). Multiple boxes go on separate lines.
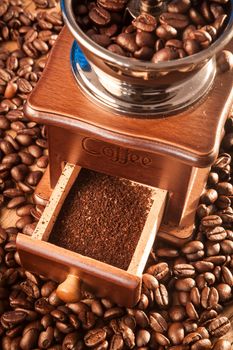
top-left (175, 277), bottom-right (196, 291)
top-left (156, 24), bottom-right (177, 40)
top-left (116, 33), bottom-right (138, 53)
top-left (205, 226), bottom-right (227, 241)
top-left (174, 264), bottom-right (195, 277)
top-left (26, 170), bottom-right (43, 186)
top-left (167, 322), bottom-right (185, 345)
top-left (132, 14), bottom-right (157, 32)
top-left (208, 317), bottom-right (231, 337)
top-left (154, 283), bottom-right (169, 306)
top-left (3, 188), bottom-right (24, 198)
top-left (191, 339), bottom-right (212, 350)
top-left (182, 240), bottom-right (204, 255)
top-left (201, 215), bottom-right (222, 228)
top-left (35, 298), bottom-right (55, 314)
top-left (149, 312), bottom-right (168, 332)
top-left (152, 331), bottom-right (170, 346)
top-left (168, 305), bottom-right (186, 322)
top-left (7, 196), bottom-right (26, 209)
top-left (89, 6), bottom-right (111, 26)
top-left (20, 328), bottom-right (39, 350)
top-left (212, 339), bottom-right (231, 350)
top-left (221, 266), bottom-right (233, 286)
top-left (38, 326), bottom-right (54, 348)
top-left (136, 32), bottom-right (155, 48)
top-left (146, 262), bottom-right (169, 281)
top-left (41, 281), bottom-right (57, 297)
top-left (185, 301), bottom-right (199, 320)
top-left (84, 328), bottom-right (107, 347)
top-left (107, 44), bottom-right (126, 56)
top-left (18, 151), bottom-right (35, 165)
top-left (159, 12), bottom-right (189, 29)
top-left (1, 310), bottom-right (27, 325)
top-left (142, 273), bottom-right (159, 289)
top-left (91, 34), bottom-right (111, 47)
top-left (168, 0), bottom-right (191, 13)
top-left (15, 134), bottom-right (33, 146)
top-left (16, 215), bottom-right (34, 229)
top-left (201, 286), bottom-right (219, 308)
top-left (152, 47), bottom-right (179, 62)
top-left (98, 0), bottom-right (126, 11)
top-left (11, 164), bottom-right (28, 181)
top-left (216, 283), bottom-right (232, 302)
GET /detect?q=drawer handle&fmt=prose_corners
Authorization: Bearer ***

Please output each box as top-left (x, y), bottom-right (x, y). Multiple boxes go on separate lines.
top-left (56, 274), bottom-right (81, 303)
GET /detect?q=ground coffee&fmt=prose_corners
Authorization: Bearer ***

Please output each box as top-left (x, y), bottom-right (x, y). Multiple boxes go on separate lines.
top-left (49, 169), bottom-right (153, 270)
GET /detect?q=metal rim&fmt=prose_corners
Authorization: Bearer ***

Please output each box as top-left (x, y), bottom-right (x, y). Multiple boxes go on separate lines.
top-left (61, 0), bottom-right (233, 71)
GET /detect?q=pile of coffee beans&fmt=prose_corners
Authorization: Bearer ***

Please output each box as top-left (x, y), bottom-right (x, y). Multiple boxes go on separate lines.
top-left (49, 169), bottom-right (153, 270)
top-left (74, 0), bottom-right (231, 61)
top-left (0, 0), bottom-right (233, 349)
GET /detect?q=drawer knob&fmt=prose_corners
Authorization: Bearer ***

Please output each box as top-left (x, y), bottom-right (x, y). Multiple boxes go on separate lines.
top-left (56, 274), bottom-right (81, 303)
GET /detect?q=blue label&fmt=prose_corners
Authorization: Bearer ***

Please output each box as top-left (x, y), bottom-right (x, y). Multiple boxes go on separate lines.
top-left (73, 41), bottom-right (91, 71)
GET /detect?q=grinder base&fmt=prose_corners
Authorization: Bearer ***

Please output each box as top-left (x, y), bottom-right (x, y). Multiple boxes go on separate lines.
top-left (25, 26), bottom-right (233, 246)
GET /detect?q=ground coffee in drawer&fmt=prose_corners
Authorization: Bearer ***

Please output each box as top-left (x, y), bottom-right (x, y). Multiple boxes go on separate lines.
top-left (49, 169), bottom-right (152, 270)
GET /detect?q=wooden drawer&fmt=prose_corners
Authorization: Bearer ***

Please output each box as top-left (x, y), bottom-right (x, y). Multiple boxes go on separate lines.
top-left (17, 163), bottom-right (167, 307)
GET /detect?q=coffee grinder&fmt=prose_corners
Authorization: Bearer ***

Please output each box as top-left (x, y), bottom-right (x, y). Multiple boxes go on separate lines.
top-left (16, 0), bottom-right (233, 306)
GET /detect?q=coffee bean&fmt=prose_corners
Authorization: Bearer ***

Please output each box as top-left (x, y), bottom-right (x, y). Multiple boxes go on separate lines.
top-left (62, 332), bottom-right (80, 349)
top-left (212, 339), bottom-right (231, 350)
top-left (136, 32), bottom-right (155, 48)
top-left (191, 339), bottom-right (212, 350)
top-left (3, 188), bottom-right (24, 198)
top-left (156, 24), bottom-right (177, 40)
top-left (208, 317), bottom-right (231, 337)
top-left (182, 241), bottom-right (204, 254)
top-left (41, 281), bottom-right (57, 297)
top-left (168, 0), bottom-right (191, 13)
top-left (205, 226), bottom-right (227, 241)
top-left (160, 12), bottom-right (189, 29)
top-left (201, 215), bottom-right (222, 228)
top-left (107, 44), bottom-right (126, 56)
top-left (2, 310), bottom-right (27, 324)
top-left (15, 134), bottom-right (33, 146)
top-left (20, 328), bottom-right (39, 350)
top-left (174, 264), bottom-right (196, 277)
top-left (35, 298), bottom-right (55, 314)
top-left (17, 181), bottom-right (33, 194)
top-left (26, 170), bottom-right (43, 186)
top-left (168, 322), bottom-right (184, 345)
top-left (16, 215), bottom-right (34, 229)
top-left (175, 278), bottom-right (196, 291)
top-left (0, 140), bottom-right (14, 155)
top-left (38, 326), bottom-right (54, 348)
top-left (11, 164), bottom-right (28, 181)
top-left (201, 286), bottom-right (219, 308)
top-left (132, 14), bottom-right (157, 32)
top-left (7, 196), bottom-right (26, 209)
top-left (149, 312), bottom-right (168, 332)
top-left (192, 261), bottom-right (214, 273)
top-left (152, 47), bottom-right (179, 62)
top-left (89, 6), bottom-right (111, 26)
top-left (91, 34), bottom-right (111, 47)
top-left (146, 262), bottom-right (169, 281)
top-left (142, 273), bottom-right (159, 289)
top-left (18, 151), bottom-right (35, 165)
top-left (216, 283), bottom-right (231, 302)
top-left (116, 33), bottom-right (138, 53)
top-left (154, 283), bottom-right (169, 307)
top-left (84, 328), bottom-right (107, 347)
